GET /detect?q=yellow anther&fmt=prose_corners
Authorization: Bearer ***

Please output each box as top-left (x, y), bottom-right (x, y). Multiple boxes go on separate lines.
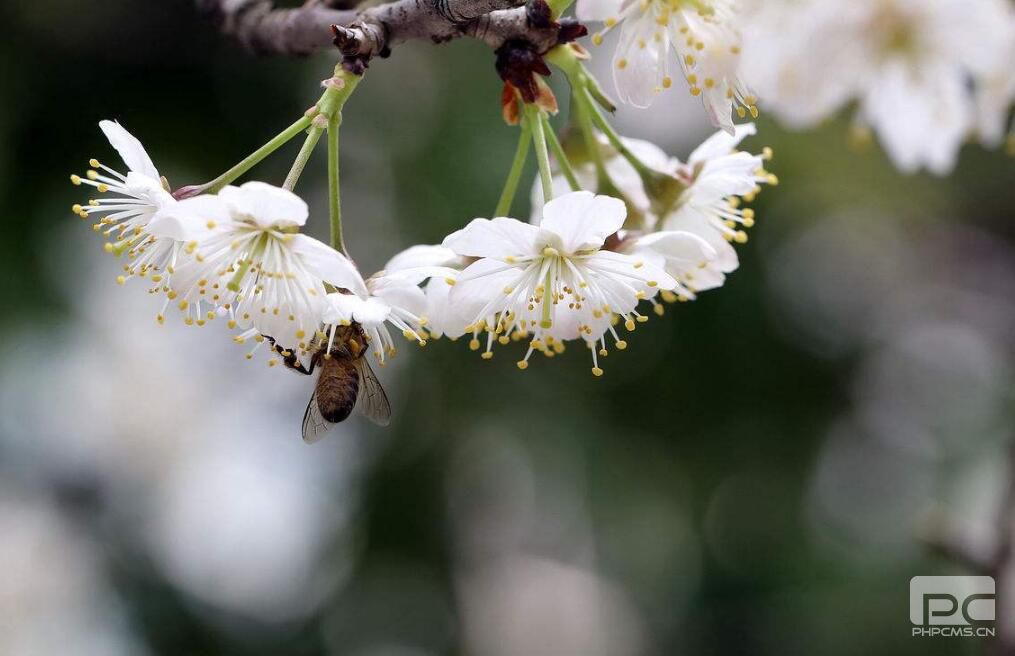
top-left (591, 367), bottom-right (604, 377)
top-left (481, 351), bottom-right (493, 360)
top-left (605, 17), bottom-right (617, 27)
top-left (469, 338), bottom-right (481, 351)
top-left (70, 174), bottom-right (82, 185)
top-left (516, 360), bottom-right (529, 370)
top-left (268, 359), bottom-right (278, 367)
top-left (103, 242), bottom-right (114, 253)
top-left (690, 86), bottom-right (702, 97)
top-left (89, 158), bottom-right (101, 168)
top-left (498, 335), bottom-right (510, 345)
top-left (115, 275), bottom-right (126, 285)
top-left (762, 147), bottom-right (774, 160)
top-left (617, 58), bottom-right (628, 70)
top-left (615, 340), bottom-right (628, 350)
top-left (654, 304), bottom-right (665, 316)
top-left (445, 277), bottom-right (456, 286)
top-left (206, 220), bottom-right (217, 229)
top-left (624, 318), bottom-right (636, 331)
top-left (206, 311), bottom-right (216, 320)
top-left (97, 184), bottom-right (109, 193)
top-left (227, 319), bottom-right (237, 329)
top-left (156, 314), bottom-right (165, 325)
top-left (734, 231), bottom-right (749, 244)
top-left (662, 76), bottom-right (673, 88)
top-left (646, 280), bottom-right (658, 287)
top-left (542, 247), bottom-right (559, 257)
top-left (86, 170), bottom-right (99, 180)
top-left (592, 33), bottom-right (604, 46)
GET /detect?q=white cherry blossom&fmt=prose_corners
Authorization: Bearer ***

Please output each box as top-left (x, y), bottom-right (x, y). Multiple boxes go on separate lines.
top-left (444, 191), bottom-right (678, 375)
top-left (533, 124), bottom-right (772, 292)
top-left (148, 181), bottom-right (365, 354)
top-left (71, 120), bottom-right (178, 287)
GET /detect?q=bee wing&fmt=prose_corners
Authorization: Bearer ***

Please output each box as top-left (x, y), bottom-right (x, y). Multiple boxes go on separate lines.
top-left (302, 389), bottom-right (335, 444)
top-left (353, 358), bottom-right (391, 427)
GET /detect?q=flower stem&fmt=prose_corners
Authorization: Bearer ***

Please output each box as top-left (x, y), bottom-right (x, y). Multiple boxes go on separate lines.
top-left (316, 66), bottom-right (363, 256)
top-left (579, 86), bottom-right (655, 177)
top-left (327, 110), bottom-right (346, 256)
top-left (203, 115), bottom-right (313, 193)
top-left (541, 113), bottom-right (581, 192)
top-left (527, 104), bottom-right (554, 203)
top-left (495, 112), bottom-right (532, 216)
top-left (283, 126), bottom-right (324, 191)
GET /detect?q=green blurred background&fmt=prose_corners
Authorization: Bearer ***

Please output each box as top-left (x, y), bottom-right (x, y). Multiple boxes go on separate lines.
top-left (1, 1), bottom-right (1013, 655)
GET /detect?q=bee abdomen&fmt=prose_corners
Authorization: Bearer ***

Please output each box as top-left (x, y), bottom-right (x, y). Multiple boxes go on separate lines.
top-left (317, 359), bottom-right (360, 423)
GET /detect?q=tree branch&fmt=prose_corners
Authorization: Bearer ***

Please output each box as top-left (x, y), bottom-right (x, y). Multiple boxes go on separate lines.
top-left (197, 0), bottom-right (565, 60)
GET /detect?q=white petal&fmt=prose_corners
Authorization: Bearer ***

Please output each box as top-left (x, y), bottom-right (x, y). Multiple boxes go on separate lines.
top-left (631, 230), bottom-right (716, 265)
top-left (861, 59), bottom-right (970, 175)
top-left (372, 266), bottom-right (460, 288)
top-left (577, 0), bottom-right (623, 21)
top-left (612, 10), bottom-right (669, 108)
top-left (538, 191), bottom-right (626, 253)
top-left (384, 244), bottom-right (462, 272)
top-left (289, 234), bottom-right (368, 296)
top-left (147, 194), bottom-right (232, 241)
top-left (450, 258), bottom-right (524, 319)
top-left (323, 293), bottom-right (389, 326)
top-left (688, 123), bottom-right (757, 165)
top-left (587, 249), bottom-right (677, 291)
top-left (443, 217), bottom-right (540, 258)
top-left (424, 276), bottom-right (468, 339)
top-left (99, 120), bottom-right (160, 180)
top-left (374, 284), bottom-right (427, 319)
top-left (662, 208), bottom-right (739, 273)
top-left (220, 182), bottom-right (309, 229)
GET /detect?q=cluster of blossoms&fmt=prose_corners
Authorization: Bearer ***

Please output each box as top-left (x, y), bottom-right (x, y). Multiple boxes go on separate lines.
top-left (72, 107), bottom-right (771, 381)
top-left (67, 0), bottom-right (798, 441)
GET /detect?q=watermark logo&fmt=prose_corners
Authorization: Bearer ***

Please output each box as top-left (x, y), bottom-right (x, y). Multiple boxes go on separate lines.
top-left (910, 576), bottom-right (996, 638)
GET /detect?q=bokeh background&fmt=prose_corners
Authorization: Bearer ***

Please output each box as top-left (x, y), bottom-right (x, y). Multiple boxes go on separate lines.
top-left (2, 1), bottom-right (1014, 654)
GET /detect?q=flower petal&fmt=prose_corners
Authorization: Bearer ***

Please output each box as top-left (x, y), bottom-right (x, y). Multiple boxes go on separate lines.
top-left (99, 120), bottom-right (160, 180)
top-left (443, 217), bottom-right (540, 258)
top-left (147, 194), bottom-right (232, 241)
top-left (688, 123), bottom-right (757, 165)
top-left (289, 234), bottom-right (368, 297)
top-left (538, 191), bottom-right (626, 253)
top-left (374, 283), bottom-right (427, 319)
top-left (577, 0), bottom-right (622, 21)
top-left (220, 181), bottom-right (309, 229)
top-left (384, 244), bottom-right (463, 272)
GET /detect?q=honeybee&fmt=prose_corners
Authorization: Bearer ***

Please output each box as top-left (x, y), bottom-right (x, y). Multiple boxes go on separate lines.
top-left (269, 323), bottom-right (391, 442)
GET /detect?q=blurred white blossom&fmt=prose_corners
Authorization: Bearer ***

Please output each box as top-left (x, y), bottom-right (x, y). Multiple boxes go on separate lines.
top-left (744, 0), bottom-right (1014, 173)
